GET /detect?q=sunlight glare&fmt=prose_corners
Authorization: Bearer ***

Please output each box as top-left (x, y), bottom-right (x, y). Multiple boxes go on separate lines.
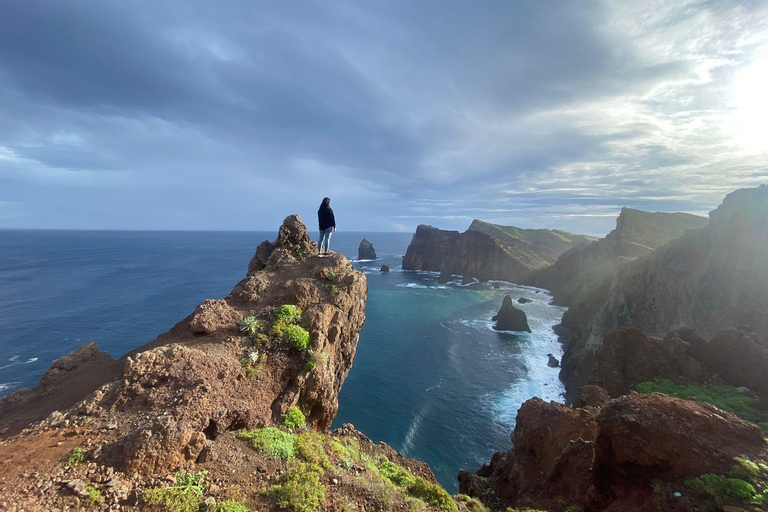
top-left (729, 52), bottom-right (768, 152)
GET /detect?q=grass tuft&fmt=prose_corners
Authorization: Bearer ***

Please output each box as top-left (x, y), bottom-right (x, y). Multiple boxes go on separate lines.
top-left (237, 427), bottom-right (296, 459)
top-left (284, 407), bottom-right (306, 430)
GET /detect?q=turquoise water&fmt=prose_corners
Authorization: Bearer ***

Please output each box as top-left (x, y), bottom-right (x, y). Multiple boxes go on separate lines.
top-left (0, 230), bottom-right (566, 491)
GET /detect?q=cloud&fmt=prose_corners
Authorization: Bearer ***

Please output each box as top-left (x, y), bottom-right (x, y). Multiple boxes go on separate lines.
top-left (0, 0), bottom-right (767, 234)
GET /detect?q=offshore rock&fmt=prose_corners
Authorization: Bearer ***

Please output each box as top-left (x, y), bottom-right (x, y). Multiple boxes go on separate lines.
top-left (493, 295), bottom-right (531, 332)
top-left (460, 393), bottom-right (767, 512)
top-left (380, 265), bottom-right (390, 272)
top-left (403, 220), bottom-right (595, 283)
top-left (357, 239), bottom-right (377, 260)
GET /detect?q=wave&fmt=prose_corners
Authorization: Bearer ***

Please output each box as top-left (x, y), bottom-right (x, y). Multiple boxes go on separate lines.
top-left (402, 403), bottom-right (430, 456)
top-left (0, 382), bottom-right (20, 393)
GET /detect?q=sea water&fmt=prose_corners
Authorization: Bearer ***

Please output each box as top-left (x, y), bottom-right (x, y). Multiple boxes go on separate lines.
top-left (0, 229), bottom-right (566, 491)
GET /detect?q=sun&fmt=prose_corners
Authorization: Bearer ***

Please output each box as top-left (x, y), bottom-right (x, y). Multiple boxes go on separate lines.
top-left (728, 53), bottom-right (768, 153)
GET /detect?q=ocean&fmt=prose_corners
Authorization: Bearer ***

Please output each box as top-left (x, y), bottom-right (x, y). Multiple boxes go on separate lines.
top-left (0, 229), bottom-right (566, 491)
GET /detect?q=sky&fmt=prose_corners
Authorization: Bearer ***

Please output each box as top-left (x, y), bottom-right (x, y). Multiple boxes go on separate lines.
top-left (1, 0), bottom-right (767, 236)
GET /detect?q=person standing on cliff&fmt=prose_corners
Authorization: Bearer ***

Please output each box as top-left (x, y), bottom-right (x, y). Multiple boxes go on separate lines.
top-left (318, 197), bottom-right (336, 256)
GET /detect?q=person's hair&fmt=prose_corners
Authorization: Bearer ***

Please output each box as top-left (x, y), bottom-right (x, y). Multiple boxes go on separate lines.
top-left (318, 197), bottom-right (331, 212)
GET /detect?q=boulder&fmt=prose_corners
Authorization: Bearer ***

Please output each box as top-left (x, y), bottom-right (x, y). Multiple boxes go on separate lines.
top-left (493, 296), bottom-right (531, 332)
top-left (358, 239), bottom-right (377, 260)
top-left (379, 265), bottom-right (390, 272)
top-left (460, 393), bottom-right (767, 512)
top-left (518, 297), bottom-right (532, 304)
top-left (546, 354), bottom-right (559, 367)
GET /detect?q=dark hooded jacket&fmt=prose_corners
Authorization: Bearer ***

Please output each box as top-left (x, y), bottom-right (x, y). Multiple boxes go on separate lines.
top-left (318, 206), bottom-right (336, 231)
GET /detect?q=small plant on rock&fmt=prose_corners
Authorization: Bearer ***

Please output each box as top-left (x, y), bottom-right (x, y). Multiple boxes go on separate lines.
top-left (267, 461), bottom-right (325, 512)
top-left (237, 427), bottom-right (296, 459)
top-left (144, 470), bottom-right (208, 512)
top-left (67, 447), bottom-right (88, 466)
top-left (285, 407), bottom-right (306, 430)
top-left (85, 485), bottom-right (103, 505)
top-left (283, 324), bottom-right (311, 351)
top-left (238, 316), bottom-right (262, 337)
top-left (211, 500), bottom-right (249, 512)
top-left (274, 305), bottom-right (302, 324)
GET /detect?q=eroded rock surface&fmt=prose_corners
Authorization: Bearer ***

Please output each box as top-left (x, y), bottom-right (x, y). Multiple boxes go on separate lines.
top-left (493, 295), bottom-right (531, 332)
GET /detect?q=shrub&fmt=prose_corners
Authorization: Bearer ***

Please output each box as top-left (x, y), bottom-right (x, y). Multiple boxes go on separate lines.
top-left (238, 316), bottom-right (262, 336)
top-left (143, 470), bottom-right (208, 512)
top-left (274, 305), bottom-right (302, 324)
top-left (408, 477), bottom-right (457, 512)
top-left (285, 407), bottom-right (306, 430)
top-left (728, 478), bottom-right (756, 500)
top-left (304, 359), bottom-right (316, 371)
top-left (456, 494), bottom-right (490, 512)
top-left (268, 461), bottom-right (325, 512)
top-left (379, 459), bottom-right (416, 487)
top-left (729, 456), bottom-right (760, 484)
top-left (237, 427), bottom-right (296, 459)
top-left (253, 333), bottom-right (269, 345)
top-left (85, 485), bottom-right (102, 505)
top-left (327, 272), bottom-right (336, 281)
top-left (67, 447), bottom-right (88, 466)
top-left (283, 324), bottom-right (311, 351)
top-left (211, 500), bottom-right (249, 512)
top-left (296, 433), bottom-right (331, 469)
top-left (330, 438), bottom-right (360, 465)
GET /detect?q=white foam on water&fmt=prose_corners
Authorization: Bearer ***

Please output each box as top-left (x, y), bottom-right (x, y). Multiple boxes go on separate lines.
top-left (25, 358), bottom-right (38, 363)
top-left (397, 283), bottom-right (428, 289)
top-left (0, 382), bottom-right (20, 393)
top-left (9, 356), bottom-right (19, 362)
top-left (402, 403), bottom-right (430, 456)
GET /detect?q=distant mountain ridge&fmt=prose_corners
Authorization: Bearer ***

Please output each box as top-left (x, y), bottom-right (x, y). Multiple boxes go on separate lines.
top-left (402, 220), bottom-right (596, 283)
top-left (530, 207), bottom-right (709, 306)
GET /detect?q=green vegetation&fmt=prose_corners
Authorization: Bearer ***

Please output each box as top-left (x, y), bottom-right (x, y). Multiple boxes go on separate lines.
top-left (253, 332), bottom-right (269, 345)
top-left (294, 244), bottom-right (305, 257)
top-left (210, 500), bottom-right (249, 512)
top-left (730, 456), bottom-right (761, 484)
top-left (295, 432), bottom-right (331, 469)
top-left (274, 305), bottom-right (302, 324)
top-left (456, 494), bottom-right (490, 512)
top-left (240, 351), bottom-right (265, 379)
top-left (270, 305), bottom-right (311, 350)
top-left (143, 470), bottom-right (208, 512)
top-left (679, 457), bottom-right (768, 510)
top-left (85, 485), bottom-right (103, 505)
top-left (330, 438), bottom-right (361, 468)
top-left (66, 447), bottom-right (88, 466)
top-left (408, 477), bottom-right (457, 512)
top-left (367, 456), bottom-right (456, 512)
top-left (238, 316), bottom-right (262, 336)
top-left (636, 377), bottom-right (768, 430)
top-left (304, 359), bottom-right (316, 371)
top-left (284, 324), bottom-right (311, 350)
top-left (267, 461), bottom-right (325, 512)
top-left (284, 407), bottom-right (306, 429)
top-left (327, 271), bottom-right (337, 281)
top-left (238, 427), bottom-right (297, 459)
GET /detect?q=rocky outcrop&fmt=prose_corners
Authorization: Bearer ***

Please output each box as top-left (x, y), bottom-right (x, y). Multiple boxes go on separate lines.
top-left (530, 207), bottom-right (707, 307)
top-left (561, 185), bottom-right (768, 398)
top-left (0, 214), bottom-right (367, 475)
top-left (403, 220), bottom-right (595, 284)
top-left (493, 295), bottom-right (531, 332)
top-left (380, 265), bottom-right (390, 272)
top-left (459, 393), bottom-right (767, 512)
top-left (358, 239), bottom-right (377, 260)
top-left (402, 225), bottom-right (460, 272)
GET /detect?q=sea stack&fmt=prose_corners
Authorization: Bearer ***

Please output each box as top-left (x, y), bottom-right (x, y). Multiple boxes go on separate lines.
top-left (358, 239), bottom-right (377, 260)
top-left (493, 295), bottom-right (531, 332)
top-left (547, 353), bottom-right (560, 367)
top-left (380, 265), bottom-right (390, 272)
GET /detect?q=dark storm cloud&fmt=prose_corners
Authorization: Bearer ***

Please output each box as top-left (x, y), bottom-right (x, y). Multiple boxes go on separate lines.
top-left (1, 0), bottom-right (767, 233)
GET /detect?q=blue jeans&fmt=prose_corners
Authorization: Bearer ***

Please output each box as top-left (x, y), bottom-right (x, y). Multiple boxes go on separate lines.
top-left (319, 227), bottom-right (333, 252)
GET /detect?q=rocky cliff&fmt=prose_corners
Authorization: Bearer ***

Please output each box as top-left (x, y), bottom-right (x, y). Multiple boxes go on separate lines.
top-left (530, 208), bottom-right (707, 306)
top-left (403, 220), bottom-right (595, 284)
top-left (560, 185), bottom-right (768, 400)
top-left (459, 393), bottom-right (768, 512)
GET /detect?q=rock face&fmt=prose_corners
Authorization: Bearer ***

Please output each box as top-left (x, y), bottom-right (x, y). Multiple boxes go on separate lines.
top-left (0, 214), bottom-right (367, 477)
top-left (560, 185), bottom-right (768, 398)
top-left (493, 295), bottom-right (531, 332)
top-left (402, 220), bottom-right (595, 283)
top-left (459, 393), bottom-right (767, 512)
top-left (587, 327), bottom-right (704, 398)
top-left (358, 239), bottom-right (377, 260)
